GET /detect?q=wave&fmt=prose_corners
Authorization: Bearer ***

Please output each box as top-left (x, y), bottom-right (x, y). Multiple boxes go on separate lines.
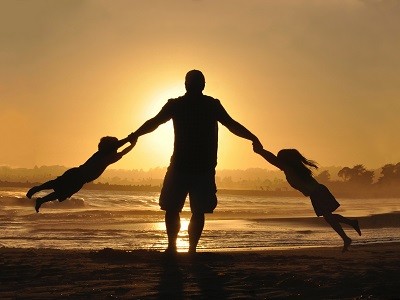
top-left (359, 212), bottom-right (400, 229)
top-left (0, 195), bottom-right (32, 207)
top-left (252, 211), bottom-right (400, 228)
top-left (0, 195), bottom-right (86, 208)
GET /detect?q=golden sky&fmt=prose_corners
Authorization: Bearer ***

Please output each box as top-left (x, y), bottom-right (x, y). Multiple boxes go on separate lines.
top-left (1, 0), bottom-right (399, 170)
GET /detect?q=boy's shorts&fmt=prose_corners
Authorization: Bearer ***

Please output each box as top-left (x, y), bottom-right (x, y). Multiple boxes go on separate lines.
top-left (53, 168), bottom-right (84, 201)
top-left (159, 167), bottom-right (217, 213)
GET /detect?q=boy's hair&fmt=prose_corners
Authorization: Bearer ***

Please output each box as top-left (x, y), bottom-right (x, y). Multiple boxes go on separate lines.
top-left (277, 149), bottom-right (318, 177)
top-left (98, 136), bottom-right (119, 152)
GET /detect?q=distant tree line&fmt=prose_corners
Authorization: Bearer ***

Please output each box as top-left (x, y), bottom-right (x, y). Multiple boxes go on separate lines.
top-left (314, 163), bottom-right (400, 198)
top-left (1, 163), bottom-right (400, 197)
top-left (315, 163), bottom-right (400, 186)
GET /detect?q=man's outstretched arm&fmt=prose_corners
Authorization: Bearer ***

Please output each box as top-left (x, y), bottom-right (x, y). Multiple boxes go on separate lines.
top-left (128, 107), bottom-right (171, 142)
top-left (218, 106), bottom-right (261, 147)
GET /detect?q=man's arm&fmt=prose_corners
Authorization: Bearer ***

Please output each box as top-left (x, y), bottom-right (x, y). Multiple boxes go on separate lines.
top-left (128, 105), bottom-right (172, 142)
top-left (217, 105), bottom-right (261, 146)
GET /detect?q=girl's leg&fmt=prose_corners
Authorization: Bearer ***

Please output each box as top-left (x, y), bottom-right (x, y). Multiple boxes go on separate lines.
top-left (35, 192), bottom-right (58, 213)
top-left (27, 180), bottom-right (56, 199)
top-left (323, 212), bottom-right (352, 252)
top-left (332, 214), bottom-right (361, 236)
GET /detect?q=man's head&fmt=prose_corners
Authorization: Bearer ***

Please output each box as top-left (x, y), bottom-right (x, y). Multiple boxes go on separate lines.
top-left (185, 70), bottom-right (205, 93)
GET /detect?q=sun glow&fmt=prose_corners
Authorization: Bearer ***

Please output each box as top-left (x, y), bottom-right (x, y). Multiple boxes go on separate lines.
top-left (176, 219), bottom-right (190, 252)
top-left (154, 218), bottom-right (190, 252)
top-left (145, 83), bottom-right (186, 116)
top-left (136, 83), bottom-right (186, 167)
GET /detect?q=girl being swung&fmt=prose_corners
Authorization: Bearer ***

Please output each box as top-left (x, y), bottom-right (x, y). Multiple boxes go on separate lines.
top-left (253, 145), bottom-right (361, 252)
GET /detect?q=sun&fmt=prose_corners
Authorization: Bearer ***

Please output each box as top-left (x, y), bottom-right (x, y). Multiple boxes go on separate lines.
top-left (144, 83), bottom-right (186, 116)
top-left (138, 83), bottom-right (186, 165)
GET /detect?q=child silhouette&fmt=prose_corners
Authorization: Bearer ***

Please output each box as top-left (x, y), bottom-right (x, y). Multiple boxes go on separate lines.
top-left (254, 144), bottom-right (361, 252)
top-left (27, 136), bottom-right (135, 212)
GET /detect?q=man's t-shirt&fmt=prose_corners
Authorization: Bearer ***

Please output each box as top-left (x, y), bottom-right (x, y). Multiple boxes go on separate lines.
top-left (160, 93), bottom-right (227, 172)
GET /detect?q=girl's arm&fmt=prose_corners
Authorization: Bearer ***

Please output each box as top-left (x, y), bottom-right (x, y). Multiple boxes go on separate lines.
top-left (253, 144), bottom-right (283, 170)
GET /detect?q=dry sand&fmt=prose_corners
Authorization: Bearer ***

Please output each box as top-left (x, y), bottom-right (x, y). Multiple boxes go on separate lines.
top-left (1, 243), bottom-right (399, 299)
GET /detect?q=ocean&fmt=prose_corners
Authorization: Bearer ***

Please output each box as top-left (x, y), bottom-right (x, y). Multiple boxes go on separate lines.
top-left (1, 187), bottom-right (399, 252)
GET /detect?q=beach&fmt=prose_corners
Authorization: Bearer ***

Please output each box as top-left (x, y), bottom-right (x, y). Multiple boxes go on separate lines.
top-left (2, 188), bottom-right (400, 298)
top-left (1, 242), bottom-right (399, 299)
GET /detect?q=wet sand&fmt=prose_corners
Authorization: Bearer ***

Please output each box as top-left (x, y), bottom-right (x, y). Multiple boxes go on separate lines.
top-left (1, 243), bottom-right (399, 299)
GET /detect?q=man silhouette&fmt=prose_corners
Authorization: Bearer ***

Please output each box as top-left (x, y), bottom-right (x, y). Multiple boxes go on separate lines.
top-left (128, 70), bottom-right (261, 253)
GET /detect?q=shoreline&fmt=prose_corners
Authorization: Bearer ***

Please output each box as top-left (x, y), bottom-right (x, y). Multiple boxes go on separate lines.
top-left (1, 242), bottom-right (399, 299)
top-left (1, 240), bottom-right (398, 253)
top-left (2, 182), bottom-right (400, 198)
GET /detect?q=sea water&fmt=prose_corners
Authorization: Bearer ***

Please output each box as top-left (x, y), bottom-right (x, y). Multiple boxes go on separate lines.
top-left (1, 187), bottom-right (399, 251)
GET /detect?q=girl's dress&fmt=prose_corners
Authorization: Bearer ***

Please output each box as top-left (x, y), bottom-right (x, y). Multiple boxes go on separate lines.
top-left (309, 184), bottom-right (340, 216)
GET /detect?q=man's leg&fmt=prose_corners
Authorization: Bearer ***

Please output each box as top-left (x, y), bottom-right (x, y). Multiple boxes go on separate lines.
top-left (165, 210), bottom-right (181, 252)
top-left (188, 213), bottom-right (205, 253)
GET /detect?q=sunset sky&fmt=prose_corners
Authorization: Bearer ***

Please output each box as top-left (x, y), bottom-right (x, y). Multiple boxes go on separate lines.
top-left (1, 0), bottom-right (399, 171)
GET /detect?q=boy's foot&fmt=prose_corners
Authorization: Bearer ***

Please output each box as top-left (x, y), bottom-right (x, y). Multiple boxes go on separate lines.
top-left (26, 187), bottom-right (39, 199)
top-left (342, 237), bottom-right (352, 253)
top-left (35, 199), bottom-right (42, 213)
top-left (352, 220), bottom-right (362, 236)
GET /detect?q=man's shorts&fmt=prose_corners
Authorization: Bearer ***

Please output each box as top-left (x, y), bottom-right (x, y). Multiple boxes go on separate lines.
top-left (159, 167), bottom-right (217, 213)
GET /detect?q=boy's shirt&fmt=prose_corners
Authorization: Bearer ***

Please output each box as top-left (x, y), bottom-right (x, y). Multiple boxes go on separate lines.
top-left (79, 151), bottom-right (121, 183)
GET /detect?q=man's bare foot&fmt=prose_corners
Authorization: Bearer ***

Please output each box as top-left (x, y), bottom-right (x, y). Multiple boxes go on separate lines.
top-left (342, 237), bottom-right (352, 253)
top-left (164, 245), bottom-right (177, 255)
top-left (352, 220), bottom-right (362, 236)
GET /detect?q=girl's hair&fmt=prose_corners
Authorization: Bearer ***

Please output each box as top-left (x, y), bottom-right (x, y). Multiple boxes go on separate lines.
top-left (98, 136), bottom-right (119, 152)
top-left (277, 149), bottom-right (318, 177)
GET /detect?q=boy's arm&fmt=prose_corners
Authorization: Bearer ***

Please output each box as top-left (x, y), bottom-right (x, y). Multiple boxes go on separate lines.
top-left (116, 137), bottom-right (133, 148)
top-left (253, 144), bottom-right (282, 170)
top-left (108, 139), bottom-right (136, 164)
top-left (109, 142), bottom-right (135, 163)
top-left (118, 143), bottom-right (134, 157)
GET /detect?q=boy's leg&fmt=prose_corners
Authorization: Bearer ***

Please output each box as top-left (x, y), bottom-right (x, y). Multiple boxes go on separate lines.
top-left (188, 213), bottom-right (205, 253)
top-left (35, 192), bottom-right (58, 213)
top-left (27, 180), bottom-right (56, 198)
top-left (323, 212), bottom-right (352, 252)
top-left (165, 210), bottom-right (181, 253)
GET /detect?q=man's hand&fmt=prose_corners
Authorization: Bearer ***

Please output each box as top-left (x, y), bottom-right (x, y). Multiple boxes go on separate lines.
top-left (127, 132), bottom-right (138, 143)
top-left (129, 137), bottom-right (138, 147)
top-left (252, 139), bottom-right (264, 154)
